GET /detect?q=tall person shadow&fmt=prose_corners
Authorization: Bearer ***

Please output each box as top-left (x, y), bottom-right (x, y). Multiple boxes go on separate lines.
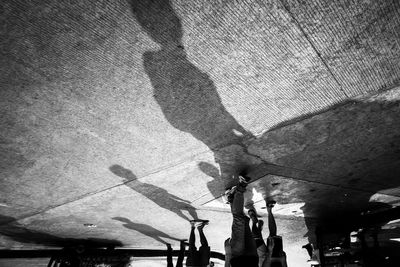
top-left (109, 164), bottom-right (198, 221)
top-left (130, 0), bottom-right (258, 193)
top-left (113, 217), bottom-right (181, 245)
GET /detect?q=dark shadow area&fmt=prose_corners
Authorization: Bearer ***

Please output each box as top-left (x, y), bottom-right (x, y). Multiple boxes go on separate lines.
top-left (198, 162), bottom-right (223, 199)
top-left (251, 98), bottom-right (400, 266)
top-left (113, 217), bottom-right (181, 245)
top-left (129, 0), bottom-right (256, 196)
top-left (128, 0), bottom-right (400, 264)
top-left (310, 208), bottom-right (400, 266)
top-left (109, 165), bottom-right (198, 221)
top-left (0, 215), bottom-right (122, 248)
top-left (109, 164), bottom-right (198, 221)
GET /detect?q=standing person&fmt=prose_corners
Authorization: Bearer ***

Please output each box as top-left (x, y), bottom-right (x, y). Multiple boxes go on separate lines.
top-left (186, 219), bottom-right (211, 267)
top-left (167, 240), bottom-right (186, 267)
top-left (263, 201), bottom-right (288, 267)
top-left (224, 176), bottom-right (259, 267)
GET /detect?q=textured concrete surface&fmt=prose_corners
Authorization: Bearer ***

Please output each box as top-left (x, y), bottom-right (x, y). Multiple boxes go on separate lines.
top-left (1, 0), bottom-right (400, 266)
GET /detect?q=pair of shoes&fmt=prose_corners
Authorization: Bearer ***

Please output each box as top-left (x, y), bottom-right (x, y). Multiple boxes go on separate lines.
top-left (223, 175), bottom-right (251, 203)
top-left (196, 219), bottom-right (209, 229)
top-left (189, 219), bottom-right (209, 228)
top-left (238, 175), bottom-right (250, 189)
top-left (266, 200), bottom-right (276, 208)
top-left (234, 175), bottom-right (251, 193)
top-left (223, 186), bottom-right (237, 204)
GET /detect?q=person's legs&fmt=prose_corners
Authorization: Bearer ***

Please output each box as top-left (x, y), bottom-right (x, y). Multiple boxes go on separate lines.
top-left (166, 243), bottom-right (173, 267)
top-left (251, 213), bottom-right (267, 266)
top-left (230, 189), bottom-right (246, 257)
top-left (258, 219), bottom-right (264, 233)
top-left (189, 223), bottom-right (196, 247)
top-left (251, 219), bottom-right (257, 235)
top-left (230, 180), bottom-right (247, 257)
top-left (248, 209), bottom-right (259, 237)
top-left (230, 179), bottom-right (247, 216)
top-left (196, 220), bottom-right (210, 267)
top-left (186, 222), bottom-right (197, 266)
top-left (266, 201), bottom-right (286, 259)
top-left (198, 245), bottom-right (211, 266)
top-left (230, 178), bottom-right (258, 259)
top-left (198, 222), bottom-right (209, 247)
top-left (224, 238), bottom-right (232, 267)
top-left (176, 240), bottom-right (186, 267)
top-left (243, 215), bottom-right (258, 255)
top-left (249, 208), bottom-right (265, 249)
top-left (266, 201), bottom-right (277, 237)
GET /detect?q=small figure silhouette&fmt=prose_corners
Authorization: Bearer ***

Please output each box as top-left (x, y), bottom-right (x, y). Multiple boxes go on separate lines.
top-left (186, 219), bottom-right (211, 267)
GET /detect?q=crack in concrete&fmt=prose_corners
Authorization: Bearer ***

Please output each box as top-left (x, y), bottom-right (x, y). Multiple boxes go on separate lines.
top-left (3, 131), bottom-right (400, 227)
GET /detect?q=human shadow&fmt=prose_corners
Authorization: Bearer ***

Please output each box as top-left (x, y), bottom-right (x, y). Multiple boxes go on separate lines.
top-left (129, 0), bottom-right (257, 191)
top-left (197, 162), bottom-right (224, 199)
top-left (129, 0), bottom-right (400, 260)
top-left (109, 164), bottom-right (198, 221)
top-left (0, 215), bottom-right (122, 248)
top-left (113, 217), bottom-right (181, 245)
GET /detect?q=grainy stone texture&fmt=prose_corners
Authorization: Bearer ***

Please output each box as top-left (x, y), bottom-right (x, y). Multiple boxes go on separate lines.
top-left (1, 0), bottom-right (400, 266)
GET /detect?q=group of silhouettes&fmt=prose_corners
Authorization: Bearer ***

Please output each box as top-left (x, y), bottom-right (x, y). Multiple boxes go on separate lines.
top-left (165, 175), bottom-right (296, 267)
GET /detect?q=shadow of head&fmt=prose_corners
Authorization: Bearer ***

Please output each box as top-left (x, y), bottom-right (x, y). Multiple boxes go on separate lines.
top-left (198, 162), bottom-right (220, 179)
top-left (109, 165), bottom-right (137, 181)
top-left (130, 0), bottom-right (183, 45)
